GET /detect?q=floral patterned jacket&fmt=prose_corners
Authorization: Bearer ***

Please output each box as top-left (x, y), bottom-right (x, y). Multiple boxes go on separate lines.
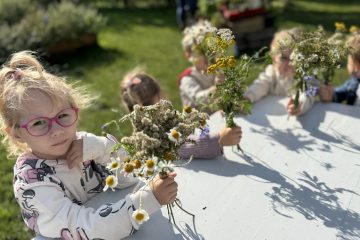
top-left (13, 132), bottom-right (160, 240)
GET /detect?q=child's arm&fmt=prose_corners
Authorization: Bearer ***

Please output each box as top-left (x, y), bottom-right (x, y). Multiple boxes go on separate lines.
top-left (178, 126), bottom-right (242, 159)
top-left (244, 65), bottom-right (274, 103)
top-left (17, 183), bottom-right (160, 240)
top-left (66, 132), bottom-right (124, 168)
top-left (178, 132), bottom-right (223, 159)
top-left (333, 78), bottom-right (359, 105)
top-left (180, 75), bottom-right (216, 104)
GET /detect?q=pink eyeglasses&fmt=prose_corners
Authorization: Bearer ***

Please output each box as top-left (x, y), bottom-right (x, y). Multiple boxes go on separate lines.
top-left (18, 107), bottom-right (79, 137)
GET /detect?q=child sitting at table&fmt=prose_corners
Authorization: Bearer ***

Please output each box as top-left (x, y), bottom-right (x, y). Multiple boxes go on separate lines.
top-left (178, 21), bottom-right (223, 112)
top-left (120, 67), bottom-right (242, 159)
top-left (245, 28), bottom-right (317, 116)
top-left (0, 51), bottom-right (177, 239)
top-left (319, 33), bottom-right (360, 106)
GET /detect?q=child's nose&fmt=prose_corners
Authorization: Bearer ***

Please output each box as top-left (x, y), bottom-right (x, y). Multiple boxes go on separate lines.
top-left (49, 121), bottom-right (65, 137)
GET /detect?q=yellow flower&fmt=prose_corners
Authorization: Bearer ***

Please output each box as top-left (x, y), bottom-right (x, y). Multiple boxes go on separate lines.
top-left (207, 65), bottom-right (217, 74)
top-left (146, 158), bottom-right (156, 170)
top-left (183, 106), bottom-right (192, 113)
top-left (335, 22), bottom-right (346, 32)
top-left (146, 170), bottom-right (155, 176)
top-left (199, 118), bottom-right (207, 126)
top-left (227, 56), bottom-right (236, 67)
top-left (123, 162), bottom-right (134, 174)
top-left (103, 175), bottom-right (118, 191)
top-left (132, 159), bottom-right (142, 169)
top-left (132, 209), bottom-right (149, 224)
top-left (350, 25), bottom-right (359, 34)
top-left (163, 151), bottom-right (175, 161)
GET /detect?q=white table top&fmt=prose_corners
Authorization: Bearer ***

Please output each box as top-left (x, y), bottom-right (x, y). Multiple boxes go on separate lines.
top-left (88, 96), bottom-right (360, 240)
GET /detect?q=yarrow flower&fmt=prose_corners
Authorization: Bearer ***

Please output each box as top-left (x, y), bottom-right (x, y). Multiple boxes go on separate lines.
top-left (132, 208), bottom-right (149, 224)
top-left (103, 175), bottom-right (118, 191)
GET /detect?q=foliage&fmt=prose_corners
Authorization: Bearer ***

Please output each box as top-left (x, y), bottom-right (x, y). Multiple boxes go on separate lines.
top-left (282, 26), bottom-right (348, 106)
top-left (0, 0), bottom-right (106, 61)
top-left (184, 21), bottom-right (253, 127)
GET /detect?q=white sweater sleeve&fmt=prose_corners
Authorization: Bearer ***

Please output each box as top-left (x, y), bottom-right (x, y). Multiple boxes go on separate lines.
top-left (20, 183), bottom-right (160, 239)
top-left (180, 75), bottom-right (214, 103)
top-left (297, 92), bottom-right (316, 116)
top-left (245, 65), bottom-right (274, 103)
top-left (82, 132), bottom-right (126, 165)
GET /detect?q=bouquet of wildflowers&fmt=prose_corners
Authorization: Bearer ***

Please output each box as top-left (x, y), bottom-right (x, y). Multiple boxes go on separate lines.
top-left (183, 20), bottom-right (253, 128)
top-left (283, 25), bottom-right (348, 107)
top-left (102, 100), bottom-right (208, 224)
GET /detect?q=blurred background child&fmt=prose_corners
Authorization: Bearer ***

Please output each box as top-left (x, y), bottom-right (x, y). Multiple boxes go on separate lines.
top-left (178, 21), bottom-right (224, 113)
top-left (319, 33), bottom-right (360, 106)
top-left (245, 28), bottom-right (317, 116)
top-left (121, 68), bottom-right (242, 159)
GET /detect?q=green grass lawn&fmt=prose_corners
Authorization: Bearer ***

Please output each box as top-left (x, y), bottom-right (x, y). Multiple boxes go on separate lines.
top-left (0, 1), bottom-right (358, 238)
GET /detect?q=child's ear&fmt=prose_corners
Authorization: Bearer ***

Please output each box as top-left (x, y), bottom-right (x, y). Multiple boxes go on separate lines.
top-left (185, 51), bottom-right (191, 59)
top-left (6, 127), bottom-right (25, 143)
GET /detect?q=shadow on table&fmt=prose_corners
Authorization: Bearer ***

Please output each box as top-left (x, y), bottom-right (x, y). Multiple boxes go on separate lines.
top-left (87, 186), bottom-right (203, 240)
top-left (239, 96), bottom-right (360, 155)
top-left (298, 103), bottom-right (360, 154)
top-left (186, 151), bottom-right (360, 239)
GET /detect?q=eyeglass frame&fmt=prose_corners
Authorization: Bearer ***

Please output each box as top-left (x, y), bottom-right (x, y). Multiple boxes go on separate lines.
top-left (16, 107), bottom-right (79, 137)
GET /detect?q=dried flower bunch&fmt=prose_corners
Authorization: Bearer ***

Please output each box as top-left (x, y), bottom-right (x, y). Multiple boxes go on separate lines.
top-left (191, 21), bottom-right (253, 127)
top-left (118, 100), bottom-right (208, 178)
top-left (282, 25), bottom-right (348, 107)
top-left (102, 100), bottom-right (208, 224)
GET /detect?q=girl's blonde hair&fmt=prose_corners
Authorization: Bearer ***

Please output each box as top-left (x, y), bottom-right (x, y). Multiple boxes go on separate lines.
top-left (120, 67), bottom-right (161, 112)
top-left (346, 33), bottom-right (360, 63)
top-left (0, 51), bottom-right (94, 156)
top-left (270, 28), bottom-right (302, 54)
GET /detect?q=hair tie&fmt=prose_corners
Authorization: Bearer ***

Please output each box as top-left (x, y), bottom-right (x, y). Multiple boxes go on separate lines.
top-left (13, 68), bottom-right (22, 80)
top-left (127, 77), bottom-right (142, 88)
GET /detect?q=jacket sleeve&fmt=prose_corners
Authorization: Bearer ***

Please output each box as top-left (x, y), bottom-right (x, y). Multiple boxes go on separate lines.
top-left (82, 132), bottom-right (126, 165)
top-left (18, 182), bottom-right (160, 239)
top-left (245, 65), bottom-right (274, 103)
top-left (333, 78), bottom-right (358, 105)
top-left (178, 132), bottom-right (223, 159)
top-left (297, 92), bottom-right (316, 116)
top-left (180, 75), bottom-right (214, 104)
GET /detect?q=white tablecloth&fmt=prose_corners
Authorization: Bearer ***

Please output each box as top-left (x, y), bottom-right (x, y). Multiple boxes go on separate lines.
top-left (88, 96), bottom-right (360, 240)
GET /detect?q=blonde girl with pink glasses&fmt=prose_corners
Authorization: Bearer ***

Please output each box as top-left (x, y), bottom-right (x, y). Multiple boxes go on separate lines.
top-left (0, 51), bottom-right (177, 239)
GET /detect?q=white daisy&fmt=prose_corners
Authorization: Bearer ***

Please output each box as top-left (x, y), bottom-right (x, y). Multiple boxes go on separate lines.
top-left (132, 208), bottom-right (149, 224)
top-left (103, 175), bottom-right (118, 191)
top-left (106, 160), bottom-right (120, 172)
top-left (167, 129), bottom-right (182, 144)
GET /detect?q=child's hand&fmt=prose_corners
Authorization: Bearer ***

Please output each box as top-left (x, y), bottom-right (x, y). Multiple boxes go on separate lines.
top-left (150, 172), bottom-right (178, 205)
top-left (66, 139), bottom-right (83, 169)
top-left (218, 126), bottom-right (242, 147)
top-left (319, 84), bottom-right (334, 102)
top-left (287, 98), bottom-right (301, 116)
